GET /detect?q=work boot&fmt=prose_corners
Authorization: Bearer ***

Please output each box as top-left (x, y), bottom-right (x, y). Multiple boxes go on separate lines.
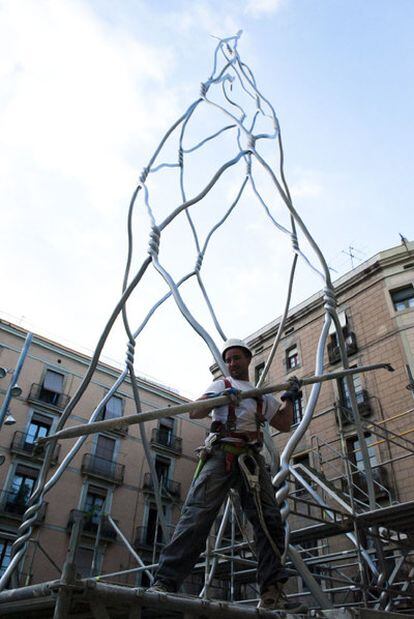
top-left (258, 582), bottom-right (307, 613)
top-left (146, 580), bottom-right (174, 594)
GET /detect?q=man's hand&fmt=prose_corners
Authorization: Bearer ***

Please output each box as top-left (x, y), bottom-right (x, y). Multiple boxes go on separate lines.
top-left (281, 375), bottom-right (302, 403)
top-left (220, 387), bottom-right (242, 406)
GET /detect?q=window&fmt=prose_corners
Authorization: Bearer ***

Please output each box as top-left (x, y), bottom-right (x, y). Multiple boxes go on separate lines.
top-left (0, 539), bottom-right (12, 577)
top-left (39, 370), bottom-right (64, 405)
top-left (347, 434), bottom-right (378, 472)
top-left (26, 413), bottom-right (53, 445)
top-left (76, 547), bottom-right (95, 578)
top-left (158, 417), bottom-right (174, 447)
top-left (391, 285), bottom-right (414, 311)
top-left (255, 362), bottom-right (265, 384)
top-left (84, 485), bottom-right (107, 525)
top-left (93, 435), bottom-right (117, 476)
top-left (328, 311), bottom-right (348, 348)
top-left (327, 311), bottom-right (358, 365)
top-left (7, 465), bottom-right (39, 514)
top-left (95, 435), bottom-right (116, 461)
top-left (292, 395), bottom-right (304, 425)
top-left (145, 502), bottom-right (164, 546)
top-left (103, 395), bottom-right (123, 420)
top-left (155, 457), bottom-right (170, 482)
top-left (338, 370), bottom-right (364, 411)
top-left (286, 345), bottom-right (299, 370)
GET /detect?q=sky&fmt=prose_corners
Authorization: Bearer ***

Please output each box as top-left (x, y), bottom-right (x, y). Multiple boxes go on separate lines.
top-left (0, 0), bottom-right (413, 399)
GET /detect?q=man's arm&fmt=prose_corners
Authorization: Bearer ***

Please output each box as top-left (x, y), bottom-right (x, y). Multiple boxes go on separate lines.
top-left (268, 376), bottom-right (301, 432)
top-left (189, 394), bottom-right (216, 419)
top-left (269, 400), bottom-right (293, 432)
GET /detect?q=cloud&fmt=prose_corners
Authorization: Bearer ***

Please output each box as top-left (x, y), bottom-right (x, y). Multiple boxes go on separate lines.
top-left (244, 0), bottom-right (284, 18)
top-left (0, 0), bottom-right (179, 213)
top-left (167, 2), bottom-right (240, 39)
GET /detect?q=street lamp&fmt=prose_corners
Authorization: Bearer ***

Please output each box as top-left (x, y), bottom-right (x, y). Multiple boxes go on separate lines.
top-left (0, 332), bottom-right (33, 430)
top-left (4, 412), bottom-right (16, 426)
top-left (10, 385), bottom-right (22, 397)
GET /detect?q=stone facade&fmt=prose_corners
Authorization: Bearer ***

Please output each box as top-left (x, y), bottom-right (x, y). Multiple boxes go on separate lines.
top-left (0, 319), bottom-right (208, 586)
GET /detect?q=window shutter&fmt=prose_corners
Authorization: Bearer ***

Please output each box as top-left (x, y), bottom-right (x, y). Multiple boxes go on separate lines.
top-left (15, 465), bottom-right (39, 479)
top-left (31, 413), bottom-right (53, 426)
top-left (43, 370), bottom-right (64, 393)
top-left (105, 396), bottom-right (123, 419)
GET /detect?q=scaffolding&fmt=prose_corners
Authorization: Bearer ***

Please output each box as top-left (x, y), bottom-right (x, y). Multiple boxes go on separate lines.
top-left (1, 32), bottom-right (414, 618)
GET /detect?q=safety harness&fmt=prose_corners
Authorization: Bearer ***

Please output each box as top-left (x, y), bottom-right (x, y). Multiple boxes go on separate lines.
top-left (211, 377), bottom-right (266, 441)
top-left (193, 378), bottom-right (284, 564)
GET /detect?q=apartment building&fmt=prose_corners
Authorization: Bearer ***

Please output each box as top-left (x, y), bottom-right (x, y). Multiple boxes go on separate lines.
top-left (247, 240), bottom-right (414, 499)
top-left (245, 240), bottom-right (414, 603)
top-left (0, 319), bottom-right (206, 587)
top-left (1, 239), bottom-right (413, 612)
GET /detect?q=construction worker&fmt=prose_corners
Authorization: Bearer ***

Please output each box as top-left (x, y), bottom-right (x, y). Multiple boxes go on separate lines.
top-left (148, 338), bottom-right (303, 612)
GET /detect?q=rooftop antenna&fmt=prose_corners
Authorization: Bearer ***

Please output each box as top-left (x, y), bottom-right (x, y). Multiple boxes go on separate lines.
top-left (342, 245), bottom-right (357, 269)
top-left (399, 233), bottom-right (409, 252)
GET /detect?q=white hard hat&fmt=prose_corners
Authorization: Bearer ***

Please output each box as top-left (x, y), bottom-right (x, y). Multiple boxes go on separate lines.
top-left (222, 338), bottom-right (252, 361)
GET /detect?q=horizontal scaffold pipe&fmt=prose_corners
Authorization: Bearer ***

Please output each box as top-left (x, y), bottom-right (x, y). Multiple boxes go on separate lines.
top-left (0, 580), bottom-right (59, 604)
top-left (87, 581), bottom-right (293, 617)
top-left (39, 363), bottom-right (393, 444)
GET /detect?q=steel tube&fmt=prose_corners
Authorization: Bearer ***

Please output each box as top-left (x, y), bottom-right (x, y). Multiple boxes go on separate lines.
top-left (40, 364), bottom-right (393, 444)
top-left (87, 582), bottom-right (286, 617)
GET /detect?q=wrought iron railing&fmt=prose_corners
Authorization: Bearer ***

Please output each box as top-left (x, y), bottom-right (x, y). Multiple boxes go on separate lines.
top-left (0, 489), bottom-right (47, 523)
top-left (81, 453), bottom-right (125, 484)
top-left (327, 331), bottom-right (358, 365)
top-left (336, 389), bottom-right (372, 426)
top-left (27, 383), bottom-right (70, 410)
top-left (134, 525), bottom-right (164, 551)
top-left (143, 472), bottom-right (181, 498)
top-left (67, 509), bottom-right (117, 541)
top-left (150, 427), bottom-right (182, 454)
top-left (10, 431), bottom-right (60, 464)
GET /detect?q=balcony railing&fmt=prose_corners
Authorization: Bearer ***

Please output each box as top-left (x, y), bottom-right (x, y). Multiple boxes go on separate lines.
top-left (0, 489), bottom-right (47, 523)
top-left (143, 472), bottom-right (181, 498)
top-left (28, 383), bottom-right (70, 411)
top-left (327, 331), bottom-right (358, 365)
top-left (10, 431), bottom-right (60, 464)
top-left (81, 453), bottom-right (125, 485)
top-left (150, 428), bottom-right (182, 455)
top-left (336, 389), bottom-right (372, 426)
top-left (67, 509), bottom-right (117, 541)
top-left (134, 525), bottom-right (165, 552)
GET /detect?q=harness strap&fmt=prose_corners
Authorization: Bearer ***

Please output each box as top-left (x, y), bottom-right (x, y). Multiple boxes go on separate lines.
top-left (223, 378), bottom-right (265, 432)
top-left (223, 378), bottom-right (236, 431)
top-left (255, 397), bottom-right (265, 427)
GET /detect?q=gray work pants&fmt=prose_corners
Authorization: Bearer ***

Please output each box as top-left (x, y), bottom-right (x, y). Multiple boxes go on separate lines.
top-left (154, 446), bottom-right (289, 594)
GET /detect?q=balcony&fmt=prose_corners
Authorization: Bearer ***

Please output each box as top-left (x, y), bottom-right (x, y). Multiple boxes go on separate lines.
top-left (0, 489), bottom-right (47, 524)
top-left (327, 331), bottom-right (358, 365)
top-left (10, 432), bottom-right (60, 465)
top-left (336, 389), bottom-right (372, 426)
top-left (67, 509), bottom-right (117, 542)
top-left (143, 472), bottom-right (181, 499)
top-left (134, 525), bottom-right (164, 553)
top-left (81, 453), bottom-right (125, 485)
top-left (27, 383), bottom-right (70, 411)
top-left (150, 428), bottom-right (182, 456)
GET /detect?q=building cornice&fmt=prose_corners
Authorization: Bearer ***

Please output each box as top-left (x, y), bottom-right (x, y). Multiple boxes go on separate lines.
top-left (0, 319), bottom-right (188, 405)
top-left (247, 241), bottom-right (414, 349)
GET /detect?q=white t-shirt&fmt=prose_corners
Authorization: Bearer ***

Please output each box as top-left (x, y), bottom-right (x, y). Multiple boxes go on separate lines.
top-left (203, 377), bottom-right (280, 434)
